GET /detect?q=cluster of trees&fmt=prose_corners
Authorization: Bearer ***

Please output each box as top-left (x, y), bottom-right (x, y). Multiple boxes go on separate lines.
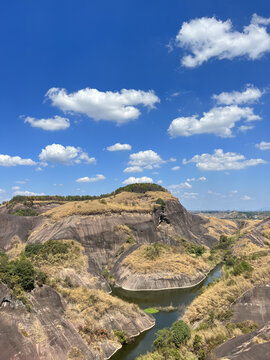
top-left (9, 183), bottom-right (167, 205)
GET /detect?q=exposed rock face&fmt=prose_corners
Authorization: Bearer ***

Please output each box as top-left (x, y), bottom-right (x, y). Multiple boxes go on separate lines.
top-left (214, 285), bottom-right (270, 360)
top-left (0, 282), bottom-right (155, 360)
top-left (0, 195), bottom-right (238, 293)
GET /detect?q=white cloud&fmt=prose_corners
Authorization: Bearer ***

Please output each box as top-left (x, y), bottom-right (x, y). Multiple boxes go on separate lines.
top-left (76, 174), bottom-right (105, 183)
top-left (168, 105), bottom-right (260, 138)
top-left (212, 85), bottom-right (263, 105)
top-left (107, 143), bottom-right (132, 151)
top-left (13, 190), bottom-right (45, 196)
top-left (123, 166), bottom-right (143, 173)
top-left (0, 189), bottom-right (5, 194)
top-left (122, 176), bottom-right (153, 185)
top-left (39, 144), bottom-right (96, 165)
top-left (208, 190), bottom-right (226, 198)
top-left (128, 150), bottom-right (165, 170)
top-left (170, 157), bottom-right (177, 162)
top-left (168, 182), bottom-right (192, 194)
top-left (0, 154), bottom-right (36, 167)
top-left (16, 179), bottom-right (30, 184)
top-left (238, 125), bottom-right (254, 132)
top-left (157, 180), bottom-right (163, 184)
top-left (46, 87), bottom-right (160, 125)
top-left (186, 177), bottom-right (207, 182)
top-left (182, 192), bottom-right (198, 199)
top-left (24, 115), bottom-right (70, 131)
top-left (256, 141), bottom-right (270, 150)
top-left (171, 166), bottom-right (180, 171)
top-left (183, 149), bottom-right (266, 171)
top-left (241, 195), bottom-right (254, 201)
top-left (175, 14), bottom-right (270, 68)
top-left (12, 186), bottom-right (20, 190)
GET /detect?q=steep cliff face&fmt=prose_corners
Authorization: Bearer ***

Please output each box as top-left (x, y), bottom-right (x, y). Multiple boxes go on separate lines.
top-left (1, 191), bottom-right (238, 292)
top-left (0, 282), bottom-right (154, 360)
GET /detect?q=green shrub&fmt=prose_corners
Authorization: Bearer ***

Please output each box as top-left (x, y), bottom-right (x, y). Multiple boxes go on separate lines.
top-left (171, 320), bottom-right (191, 347)
top-left (25, 240), bottom-right (71, 260)
top-left (12, 208), bottom-right (38, 216)
top-left (232, 260), bottom-right (253, 276)
top-left (156, 198), bottom-right (165, 211)
top-left (126, 237), bottom-right (135, 244)
top-left (114, 330), bottom-right (128, 344)
top-left (0, 255), bottom-right (35, 291)
top-left (188, 244), bottom-right (206, 257)
top-left (144, 243), bottom-right (164, 260)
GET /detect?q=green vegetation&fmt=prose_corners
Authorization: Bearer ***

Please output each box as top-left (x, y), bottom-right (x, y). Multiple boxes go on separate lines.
top-left (25, 240), bottom-right (71, 260)
top-left (176, 238), bottom-right (206, 257)
top-left (144, 308), bottom-right (159, 314)
top-left (144, 243), bottom-right (165, 260)
top-left (114, 183), bottom-right (166, 195)
top-left (8, 183), bottom-right (167, 205)
top-left (126, 237), bottom-right (135, 244)
top-left (232, 260), bottom-right (253, 276)
top-left (155, 198), bottom-right (165, 210)
top-left (114, 330), bottom-right (128, 345)
top-left (152, 320), bottom-right (191, 357)
top-left (12, 208), bottom-right (38, 216)
top-left (0, 252), bottom-right (35, 291)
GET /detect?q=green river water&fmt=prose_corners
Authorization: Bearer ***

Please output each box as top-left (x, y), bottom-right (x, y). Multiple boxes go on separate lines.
top-left (110, 264), bottom-right (222, 360)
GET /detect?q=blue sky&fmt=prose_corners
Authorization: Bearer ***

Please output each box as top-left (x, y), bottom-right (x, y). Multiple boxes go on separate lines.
top-left (1, 0), bottom-right (270, 210)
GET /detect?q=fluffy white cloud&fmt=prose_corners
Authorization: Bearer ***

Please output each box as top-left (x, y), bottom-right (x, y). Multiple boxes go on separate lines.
top-left (0, 189), bottom-right (5, 194)
top-left (170, 157), bottom-right (177, 162)
top-left (157, 180), bottom-right (163, 184)
top-left (256, 141), bottom-right (270, 150)
top-left (168, 105), bottom-right (260, 138)
top-left (12, 186), bottom-right (20, 190)
top-left (171, 166), bottom-right (180, 171)
top-left (122, 176), bottom-right (153, 185)
top-left (183, 149), bottom-right (266, 171)
top-left (182, 192), bottom-right (198, 199)
top-left (39, 144), bottom-right (96, 165)
top-left (128, 150), bottom-right (165, 170)
top-left (0, 154), bottom-right (36, 167)
top-left (107, 143), bottom-right (132, 151)
top-left (213, 86), bottom-right (263, 105)
top-left (175, 14), bottom-right (270, 68)
top-left (123, 166), bottom-right (143, 173)
top-left (16, 179), bottom-right (30, 184)
top-left (13, 190), bottom-right (45, 196)
top-left (241, 195), bottom-right (254, 201)
top-left (76, 174), bottom-right (105, 183)
top-left (199, 176), bottom-right (207, 181)
top-left (46, 87), bottom-right (160, 124)
top-left (24, 115), bottom-right (70, 131)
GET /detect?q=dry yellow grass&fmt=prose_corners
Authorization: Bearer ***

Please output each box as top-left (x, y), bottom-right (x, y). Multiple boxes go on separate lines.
top-left (233, 238), bottom-right (263, 257)
top-left (6, 236), bottom-right (26, 259)
top-left (183, 253), bottom-right (270, 325)
top-left (122, 245), bottom-right (211, 278)
top-left (203, 217), bottom-right (238, 240)
top-left (262, 224), bottom-right (270, 240)
top-left (43, 191), bottom-right (176, 220)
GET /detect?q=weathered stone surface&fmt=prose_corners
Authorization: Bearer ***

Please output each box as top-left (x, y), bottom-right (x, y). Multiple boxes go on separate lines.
top-left (214, 285), bottom-right (270, 360)
top-left (0, 284), bottom-right (155, 360)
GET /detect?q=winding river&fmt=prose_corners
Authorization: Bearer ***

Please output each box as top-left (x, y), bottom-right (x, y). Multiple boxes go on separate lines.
top-left (110, 264), bottom-right (222, 360)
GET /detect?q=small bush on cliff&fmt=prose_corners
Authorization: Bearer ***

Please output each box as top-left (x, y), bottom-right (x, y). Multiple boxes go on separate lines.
top-left (114, 330), bottom-right (128, 344)
top-left (171, 320), bottom-right (191, 347)
top-left (0, 253), bottom-right (35, 291)
top-left (12, 208), bottom-right (38, 216)
top-left (155, 198), bottom-right (165, 210)
top-left (25, 240), bottom-right (71, 261)
top-left (232, 260), bottom-right (253, 276)
top-left (144, 243), bottom-right (165, 260)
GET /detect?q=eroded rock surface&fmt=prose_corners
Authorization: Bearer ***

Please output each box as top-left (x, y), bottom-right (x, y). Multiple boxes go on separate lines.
top-left (214, 285), bottom-right (270, 360)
